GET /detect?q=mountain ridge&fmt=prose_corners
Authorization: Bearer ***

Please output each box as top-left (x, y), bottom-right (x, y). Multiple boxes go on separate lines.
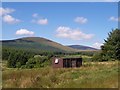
top-left (2, 37), bottom-right (98, 52)
top-left (2, 37), bottom-right (77, 52)
top-left (67, 45), bottom-right (98, 50)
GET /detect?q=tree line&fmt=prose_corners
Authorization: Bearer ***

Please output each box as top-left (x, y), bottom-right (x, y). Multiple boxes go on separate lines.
top-left (2, 47), bottom-right (54, 68)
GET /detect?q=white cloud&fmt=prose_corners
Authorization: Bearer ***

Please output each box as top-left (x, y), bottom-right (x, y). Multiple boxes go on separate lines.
top-left (74, 17), bottom-right (88, 24)
top-left (56, 26), bottom-right (94, 40)
top-left (3, 15), bottom-right (20, 24)
top-left (0, 7), bottom-right (21, 24)
top-left (32, 18), bottom-right (48, 25)
top-left (32, 13), bottom-right (48, 25)
top-left (32, 13), bottom-right (39, 18)
top-left (37, 18), bottom-right (48, 25)
top-left (109, 16), bottom-right (120, 22)
top-left (16, 29), bottom-right (34, 35)
top-left (0, 7), bottom-right (15, 16)
top-left (92, 42), bottom-right (103, 49)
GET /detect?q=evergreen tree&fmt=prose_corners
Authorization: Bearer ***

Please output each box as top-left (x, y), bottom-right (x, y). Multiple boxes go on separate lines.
top-left (101, 29), bottom-right (120, 60)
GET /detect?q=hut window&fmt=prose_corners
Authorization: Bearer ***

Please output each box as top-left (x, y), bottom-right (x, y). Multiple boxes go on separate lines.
top-left (55, 58), bottom-right (59, 64)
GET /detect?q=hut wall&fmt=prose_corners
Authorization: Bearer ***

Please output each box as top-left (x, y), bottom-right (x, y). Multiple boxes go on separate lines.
top-left (52, 57), bottom-right (82, 68)
top-left (52, 58), bottom-right (63, 68)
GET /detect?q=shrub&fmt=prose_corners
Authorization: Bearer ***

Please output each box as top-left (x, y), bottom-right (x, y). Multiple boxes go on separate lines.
top-left (92, 52), bottom-right (103, 62)
top-left (16, 62), bottom-right (21, 68)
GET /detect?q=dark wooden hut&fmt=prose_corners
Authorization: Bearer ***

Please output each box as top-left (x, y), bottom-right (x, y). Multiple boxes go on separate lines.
top-left (52, 57), bottom-right (82, 68)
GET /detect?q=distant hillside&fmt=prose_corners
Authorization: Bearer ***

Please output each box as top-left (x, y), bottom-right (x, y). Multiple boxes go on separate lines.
top-left (68, 45), bottom-right (98, 50)
top-left (2, 37), bottom-right (77, 52)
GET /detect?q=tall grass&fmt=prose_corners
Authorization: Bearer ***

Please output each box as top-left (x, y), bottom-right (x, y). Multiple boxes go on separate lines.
top-left (2, 61), bottom-right (119, 88)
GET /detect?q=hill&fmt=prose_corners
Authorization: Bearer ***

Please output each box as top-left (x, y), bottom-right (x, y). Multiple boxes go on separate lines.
top-left (68, 45), bottom-right (98, 50)
top-left (1, 37), bottom-right (77, 52)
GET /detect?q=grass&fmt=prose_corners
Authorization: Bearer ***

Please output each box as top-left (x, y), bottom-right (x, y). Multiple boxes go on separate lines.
top-left (2, 61), bottom-right (119, 88)
top-left (0, 60), bottom-right (2, 89)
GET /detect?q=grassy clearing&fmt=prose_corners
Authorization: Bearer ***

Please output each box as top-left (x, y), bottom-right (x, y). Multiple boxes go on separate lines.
top-left (2, 61), bottom-right (119, 88)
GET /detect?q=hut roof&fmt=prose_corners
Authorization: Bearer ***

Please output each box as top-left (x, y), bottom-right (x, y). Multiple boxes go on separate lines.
top-left (54, 55), bottom-right (82, 59)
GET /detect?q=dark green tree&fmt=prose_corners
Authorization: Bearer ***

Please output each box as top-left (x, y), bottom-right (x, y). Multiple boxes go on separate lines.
top-left (101, 29), bottom-right (120, 60)
top-left (7, 51), bottom-right (16, 68)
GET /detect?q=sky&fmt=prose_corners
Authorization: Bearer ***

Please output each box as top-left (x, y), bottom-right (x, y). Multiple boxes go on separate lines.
top-left (1, 2), bottom-right (118, 49)
top-left (2, 0), bottom-right (120, 2)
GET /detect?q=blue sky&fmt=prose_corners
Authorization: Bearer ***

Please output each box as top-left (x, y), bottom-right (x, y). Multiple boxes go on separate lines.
top-left (2, 0), bottom-right (120, 2)
top-left (1, 2), bottom-right (118, 49)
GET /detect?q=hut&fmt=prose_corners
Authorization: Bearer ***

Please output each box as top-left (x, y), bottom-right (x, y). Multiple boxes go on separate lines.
top-left (52, 56), bottom-right (82, 68)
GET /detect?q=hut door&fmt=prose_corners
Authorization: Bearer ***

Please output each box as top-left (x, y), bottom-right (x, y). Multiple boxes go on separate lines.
top-left (72, 60), bottom-right (76, 67)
